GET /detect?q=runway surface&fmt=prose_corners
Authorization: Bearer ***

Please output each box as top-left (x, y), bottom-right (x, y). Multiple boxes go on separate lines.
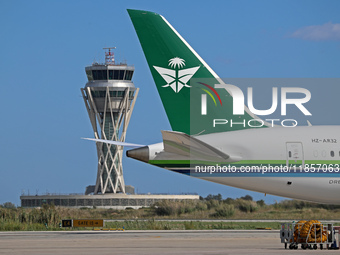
top-left (1, 230), bottom-right (339, 255)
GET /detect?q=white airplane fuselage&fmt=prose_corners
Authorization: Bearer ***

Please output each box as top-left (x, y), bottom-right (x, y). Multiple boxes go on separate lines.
top-left (137, 126), bottom-right (340, 204)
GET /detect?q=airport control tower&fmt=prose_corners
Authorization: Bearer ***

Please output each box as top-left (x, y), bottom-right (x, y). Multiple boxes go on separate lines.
top-left (81, 48), bottom-right (139, 194)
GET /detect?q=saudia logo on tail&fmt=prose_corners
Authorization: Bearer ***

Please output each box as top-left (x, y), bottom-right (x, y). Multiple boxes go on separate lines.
top-left (153, 57), bottom-right (200, 93)
top-left (153, 57), bottom-right (223, 110)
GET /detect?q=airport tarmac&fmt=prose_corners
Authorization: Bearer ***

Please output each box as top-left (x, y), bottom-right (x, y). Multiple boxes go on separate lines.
top-left (0, 230), bottom-right (339, 255)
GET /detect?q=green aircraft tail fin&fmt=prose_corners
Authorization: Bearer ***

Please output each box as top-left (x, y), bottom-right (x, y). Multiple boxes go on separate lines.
top-left (128, 9), bottom-right (267, 135)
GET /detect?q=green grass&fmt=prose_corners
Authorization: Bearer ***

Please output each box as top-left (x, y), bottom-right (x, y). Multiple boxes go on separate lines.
top-left (1, 198), bottom-right (340, 231)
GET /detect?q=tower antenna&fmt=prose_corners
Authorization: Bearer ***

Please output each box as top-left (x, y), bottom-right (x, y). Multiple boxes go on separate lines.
top-left (103, 47), bottom-right (116, 65)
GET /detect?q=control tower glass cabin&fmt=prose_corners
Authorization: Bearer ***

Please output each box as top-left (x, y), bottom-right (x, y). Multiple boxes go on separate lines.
top-left (81, 48), bottom-right (139, 194)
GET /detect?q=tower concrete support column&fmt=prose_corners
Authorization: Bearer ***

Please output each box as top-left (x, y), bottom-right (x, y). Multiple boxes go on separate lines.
top-left (81, 86), bottom-right (139, 194)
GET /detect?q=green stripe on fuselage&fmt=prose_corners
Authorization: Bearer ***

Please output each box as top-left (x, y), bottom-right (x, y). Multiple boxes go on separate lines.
top-left (149, 159), bottom-right (340, 168)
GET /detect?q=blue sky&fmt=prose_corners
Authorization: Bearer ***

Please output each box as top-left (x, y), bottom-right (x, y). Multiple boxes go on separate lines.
top-left (1, 0), bottom-right (340, 205)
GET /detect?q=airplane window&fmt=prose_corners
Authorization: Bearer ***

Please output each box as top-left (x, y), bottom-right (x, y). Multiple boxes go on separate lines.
top-left (313, 150), bottom-right (318, 158)
top-left (331, 151), bottom-right (334, 157)
top-left (288, 151), bottom-right (292, 158)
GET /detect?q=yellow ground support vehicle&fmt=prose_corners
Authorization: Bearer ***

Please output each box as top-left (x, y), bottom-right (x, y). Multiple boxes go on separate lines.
top-left (280, 220), bottom-right (337, 250)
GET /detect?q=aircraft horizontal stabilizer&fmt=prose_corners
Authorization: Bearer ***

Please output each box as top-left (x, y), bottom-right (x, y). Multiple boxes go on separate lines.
top-left (161, 131), bottom-right (238, 162)
top-left (82, 138), bottom-right (145, 148)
